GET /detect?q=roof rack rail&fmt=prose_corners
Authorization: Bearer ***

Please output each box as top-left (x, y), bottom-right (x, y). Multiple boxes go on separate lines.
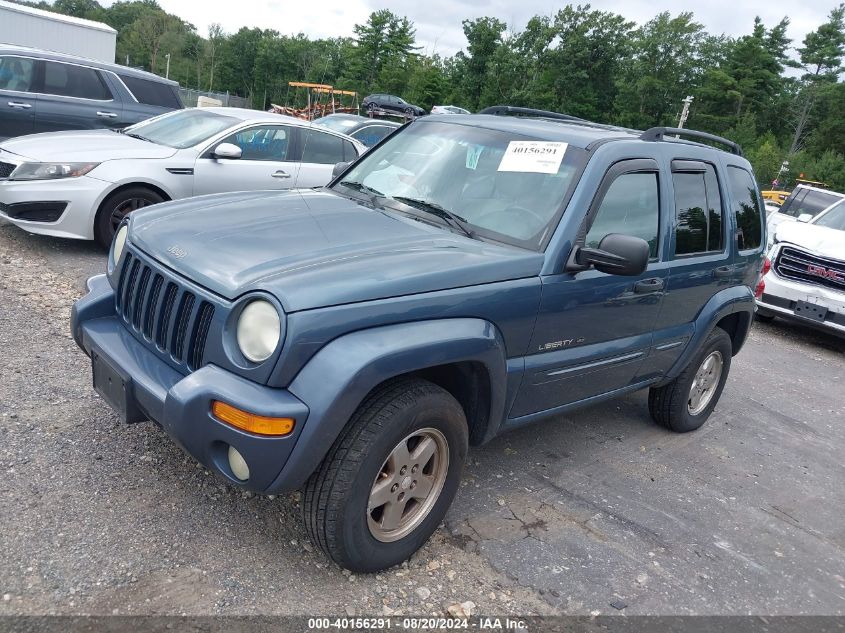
top-left (641, 127), bottom-right (743, 156)
top-left (478, 105), bottom-right (585, 123)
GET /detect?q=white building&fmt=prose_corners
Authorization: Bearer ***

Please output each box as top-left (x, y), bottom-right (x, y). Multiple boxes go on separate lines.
top-left (0, 0), bottom-right (117, 63)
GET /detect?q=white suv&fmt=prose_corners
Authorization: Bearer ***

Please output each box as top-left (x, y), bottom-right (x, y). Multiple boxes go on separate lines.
top-left (757, 199), bottom-right (845, 337)
top-left (766, 184), bottom-right (845, 247)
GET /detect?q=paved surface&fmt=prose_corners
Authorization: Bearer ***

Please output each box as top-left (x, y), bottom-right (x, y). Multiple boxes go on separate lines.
top-left (1, 221), bottom-right (844, 616)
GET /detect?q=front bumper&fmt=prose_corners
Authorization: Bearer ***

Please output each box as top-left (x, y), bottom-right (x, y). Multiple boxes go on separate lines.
top-left (71, 275), bottom-right (310, 492)
top-left (756, 269), bottom-right (845, 337)
top-left (0, 175), bottom-right (108, 240)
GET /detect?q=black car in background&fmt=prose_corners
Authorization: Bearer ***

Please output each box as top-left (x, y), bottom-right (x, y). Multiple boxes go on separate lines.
top-left (362, 93), bottom-right (426, 117)
top-left (0, 45), bottom-right (183, 141)
top-left (314, 113), bottom-right (400, 147)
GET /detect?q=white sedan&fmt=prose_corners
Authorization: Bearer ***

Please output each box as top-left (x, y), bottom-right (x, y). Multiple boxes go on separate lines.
top-left (430, 105), bottom-right (470, 115)
top-left (0, 108), bottom-right (366, 246)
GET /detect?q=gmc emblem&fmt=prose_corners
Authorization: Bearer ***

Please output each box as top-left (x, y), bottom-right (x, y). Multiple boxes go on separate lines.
top-left (806, 264), bottom-right (845, 282)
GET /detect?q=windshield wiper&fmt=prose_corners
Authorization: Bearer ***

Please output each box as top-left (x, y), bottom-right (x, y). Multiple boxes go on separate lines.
top-left (125, 132), bottom-right (155, 143)
top-left (339, 180), bottom-right (385, 197)
top-left (392, 196), bottom-right (476, 239)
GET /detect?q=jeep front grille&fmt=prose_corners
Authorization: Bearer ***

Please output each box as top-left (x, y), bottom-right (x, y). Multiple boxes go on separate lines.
top-left (774, 246), bottom-right (845, 292)
top-left (115, 252), bottom-right (215, 371)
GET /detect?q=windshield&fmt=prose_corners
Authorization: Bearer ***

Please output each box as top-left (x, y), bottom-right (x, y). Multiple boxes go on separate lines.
top-left (781, 188), bottom-right (842, 218)
top-left (814, 201), bottom-right (845, 231)
top-left (124, 109), bottom-right (239, 149)
top-left (315, 116), bottom-right (360, 133)
top-left (332, 120), bottom-right (585, 249)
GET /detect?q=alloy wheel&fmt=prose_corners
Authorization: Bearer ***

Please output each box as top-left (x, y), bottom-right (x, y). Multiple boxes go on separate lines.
top-left (367, 428), bottom-right (449, 543)
top-left (110, 197), bottom-right (153, 233)
top-left (688, 351), bottom-right (724, 415)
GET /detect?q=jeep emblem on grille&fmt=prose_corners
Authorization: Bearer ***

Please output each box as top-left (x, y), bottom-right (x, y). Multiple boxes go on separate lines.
top-left (167, 245), bottom-right (187, 259)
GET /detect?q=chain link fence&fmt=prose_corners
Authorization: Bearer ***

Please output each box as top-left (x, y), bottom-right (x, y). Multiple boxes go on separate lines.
top-left (179, 88), bottom-right (252, 109)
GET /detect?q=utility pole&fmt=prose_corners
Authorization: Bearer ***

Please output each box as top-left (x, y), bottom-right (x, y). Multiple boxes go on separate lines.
top-left (774, 160), bottom-right (789, 189)
top-left (677, 95), bottom-right (694, 129)
top-left (165, 53), bottom-right (171, 80)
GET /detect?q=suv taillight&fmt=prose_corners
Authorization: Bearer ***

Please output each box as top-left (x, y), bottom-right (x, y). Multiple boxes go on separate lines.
top-left (755, 256), bottom-right (771, 298)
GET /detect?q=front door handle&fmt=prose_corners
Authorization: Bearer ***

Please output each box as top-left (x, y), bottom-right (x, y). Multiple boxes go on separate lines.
top-left (8, 101), bottom-right (32, 109)
top-left (634, 278), bottom-right (665, 293)
top-left (97, 111), bottom-right (118, 118)
top-left (271, 170), bottom-right (291, 179)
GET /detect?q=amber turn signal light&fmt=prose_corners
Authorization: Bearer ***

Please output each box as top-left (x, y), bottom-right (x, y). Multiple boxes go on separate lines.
top-left (211, 401), bottom-right (295, 436)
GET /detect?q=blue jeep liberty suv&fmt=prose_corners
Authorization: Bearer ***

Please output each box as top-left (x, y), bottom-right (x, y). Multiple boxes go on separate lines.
top-left (71, 106), bottom-right (766, 572)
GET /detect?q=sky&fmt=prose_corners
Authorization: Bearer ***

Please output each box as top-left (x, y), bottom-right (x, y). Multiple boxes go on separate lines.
top-left (142, 0), bottom-right (837, 57)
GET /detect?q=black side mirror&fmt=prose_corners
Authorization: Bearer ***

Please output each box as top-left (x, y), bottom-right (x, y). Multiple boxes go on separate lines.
top-left (574, 233), bottom-right (650, 276)
top-left (332, 161), bottom-right (351, 179)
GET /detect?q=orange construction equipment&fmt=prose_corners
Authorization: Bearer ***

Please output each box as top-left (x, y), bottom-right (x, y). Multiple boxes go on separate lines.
top-left (270, 82), bottom-right (359, 120)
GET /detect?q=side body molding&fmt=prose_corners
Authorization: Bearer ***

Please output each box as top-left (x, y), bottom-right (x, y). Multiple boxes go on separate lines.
top-left (271, 318), bottom-right (509, 492)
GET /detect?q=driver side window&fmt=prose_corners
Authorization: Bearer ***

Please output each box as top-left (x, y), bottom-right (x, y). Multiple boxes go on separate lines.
top-left (586, 171), bottom-right (660, 258)
top-left (218, 125), bottom-right (291, 161)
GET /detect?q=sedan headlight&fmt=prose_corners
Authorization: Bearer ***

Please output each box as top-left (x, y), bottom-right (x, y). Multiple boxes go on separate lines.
top-left (9, 162), bottom-right (99, 181)
top-left (237, 300), bottom-right (281, 363)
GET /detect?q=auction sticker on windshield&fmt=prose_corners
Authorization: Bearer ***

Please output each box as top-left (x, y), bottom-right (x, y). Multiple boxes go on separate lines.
top-left (497, 141), bottom-right (567, 174)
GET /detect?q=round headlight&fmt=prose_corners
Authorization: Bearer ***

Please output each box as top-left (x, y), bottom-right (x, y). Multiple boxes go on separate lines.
top-left (113, 225), bottom-right (128, 263)
top-left (237, 300), bottom-right (281, 363)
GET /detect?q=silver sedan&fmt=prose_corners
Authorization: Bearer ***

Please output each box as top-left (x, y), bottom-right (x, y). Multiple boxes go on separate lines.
top-left (0, 108), bottom-right (366, 246)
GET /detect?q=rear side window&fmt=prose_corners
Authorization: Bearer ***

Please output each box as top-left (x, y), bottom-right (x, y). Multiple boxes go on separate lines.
top-left (781, 188), bottom-right (840, 218)
top-left (0, 56), bottom-right (36, 92)
top-left (301, 130), bottom-right (346, 165)
top-left (727, 167), bottom-right (763, 251)
top-left (673, 163), bottom-right (724, 255)
top-left (586, 171), bottom-right (660, 258)
top-left (42, 61), bottom-right (111, 100)
top-left (352, 125), bottom-right (394, 147)
top-left (118, 74), bottom-right (181, 108)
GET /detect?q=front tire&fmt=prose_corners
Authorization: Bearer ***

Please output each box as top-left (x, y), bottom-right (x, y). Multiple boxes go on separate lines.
top-left (303, 379), bottom-right (468, 572)
top-left (94, 186), bottom-right (164, 248)
top-left (648, 327), bottom-right (733, 433)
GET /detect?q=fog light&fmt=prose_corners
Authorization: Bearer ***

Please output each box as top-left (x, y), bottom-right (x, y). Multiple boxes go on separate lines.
top-left (228, 445), bottom-right (250, 481)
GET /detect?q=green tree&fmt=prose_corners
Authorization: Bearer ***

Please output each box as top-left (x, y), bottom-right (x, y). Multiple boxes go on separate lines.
top-left (615, 12), bottom-right (706, 128)
top-left (460, 17), bottom-right (507, 110)
top-left (789, 4), bottom-right (845, 153)
top-left (352, 10), bottom-right (418, 93)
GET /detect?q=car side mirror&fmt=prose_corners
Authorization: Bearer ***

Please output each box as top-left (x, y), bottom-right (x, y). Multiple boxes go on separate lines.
top-left (797, 213), bottom-right (812, 223)
top-left (214, 142), bottom-right (242, 159)
top-left (573, 233), bottom-right (650, 276)
top-left (332, 161), bottom-right (351, 179)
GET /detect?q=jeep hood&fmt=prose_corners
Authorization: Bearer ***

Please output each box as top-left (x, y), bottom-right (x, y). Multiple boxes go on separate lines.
top-left (0, 130), bottom-right (177, 162)
top-left (775, 220), bottom-right (845, 260)
top-left (129, 189), bottom-right (544, 311)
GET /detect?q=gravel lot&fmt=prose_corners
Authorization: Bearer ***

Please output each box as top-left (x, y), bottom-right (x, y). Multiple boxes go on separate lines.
top-left (1, 220), bottom-right (843, 617)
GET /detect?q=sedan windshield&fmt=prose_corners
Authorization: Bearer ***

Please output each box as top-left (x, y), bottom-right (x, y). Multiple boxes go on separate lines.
top-left (333, 120), bottom-right (585, 249)
top-left (124, 109), bottom-right (239, 149)
top-left (814, 200), bottom-right (845, 231)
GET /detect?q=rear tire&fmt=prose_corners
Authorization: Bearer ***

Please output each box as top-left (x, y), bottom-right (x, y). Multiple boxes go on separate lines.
top-left (94, 186), bottom-right (164, 248)
top-left (303, 378), bottom-right (468, 572)
top-left (648, 328), bottom-right (733, 433)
